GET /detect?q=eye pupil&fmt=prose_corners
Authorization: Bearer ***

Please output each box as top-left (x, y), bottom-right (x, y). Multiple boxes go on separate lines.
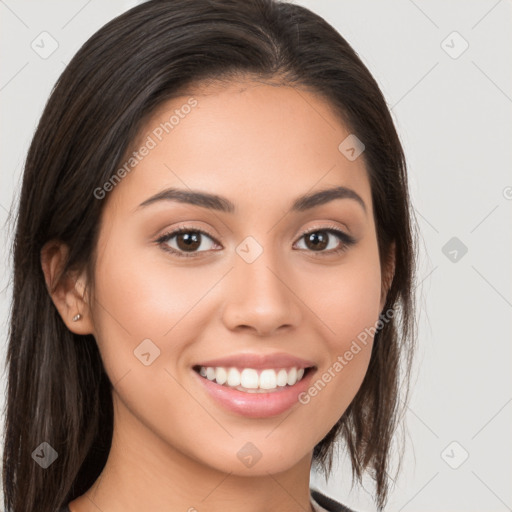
top-left (177, 232), bottom-right (201, 251)
top-left (306, 231), bottom-right (328, 251)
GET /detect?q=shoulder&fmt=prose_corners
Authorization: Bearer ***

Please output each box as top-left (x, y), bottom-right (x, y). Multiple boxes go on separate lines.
top-left (311, 488), bottom-right (357, 512)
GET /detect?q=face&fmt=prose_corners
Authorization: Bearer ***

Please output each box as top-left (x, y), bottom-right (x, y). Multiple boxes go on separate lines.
top-left (86, 80), bottom-right (387, 476)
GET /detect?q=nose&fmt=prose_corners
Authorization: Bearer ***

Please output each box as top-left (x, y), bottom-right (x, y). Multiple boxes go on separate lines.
top-left (220, 249), bottom-right (302, 337)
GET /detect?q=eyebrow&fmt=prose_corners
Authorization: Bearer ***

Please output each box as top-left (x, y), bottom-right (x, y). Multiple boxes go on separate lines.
top-left (137, 185), bottom-right (366, 215)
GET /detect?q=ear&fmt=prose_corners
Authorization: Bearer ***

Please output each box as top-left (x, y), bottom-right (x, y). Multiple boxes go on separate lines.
top-left (380, 241), bottom-right (396, 312)
top-left (40, 240), bottom-right (95, 336)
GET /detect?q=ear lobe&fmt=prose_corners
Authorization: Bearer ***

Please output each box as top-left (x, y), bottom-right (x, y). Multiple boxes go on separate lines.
top-left (380, 241), bottom-right (396, 312)
top-left (40, 240), bottom-right (94, 335)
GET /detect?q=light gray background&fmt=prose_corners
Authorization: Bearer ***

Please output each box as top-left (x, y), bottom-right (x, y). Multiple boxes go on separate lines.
top-left (1, 1), bottom-right (511, 511)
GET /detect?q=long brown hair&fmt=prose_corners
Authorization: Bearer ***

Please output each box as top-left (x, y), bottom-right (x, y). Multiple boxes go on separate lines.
top-left (2, 1), bottom-right (417, 510)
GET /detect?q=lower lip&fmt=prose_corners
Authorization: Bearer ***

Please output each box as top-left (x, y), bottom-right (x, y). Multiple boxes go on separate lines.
top-left (193, 369), bottom-right (316, 418)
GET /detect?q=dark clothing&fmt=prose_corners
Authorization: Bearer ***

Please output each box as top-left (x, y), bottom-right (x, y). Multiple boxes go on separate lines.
top-left (311, 489), bottom-right (356, 511)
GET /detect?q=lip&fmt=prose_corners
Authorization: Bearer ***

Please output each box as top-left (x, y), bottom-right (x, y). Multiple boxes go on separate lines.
top-left (192, 353), bottom-right (317, 419)
top-left (194, 352), bottom-right (316, 370)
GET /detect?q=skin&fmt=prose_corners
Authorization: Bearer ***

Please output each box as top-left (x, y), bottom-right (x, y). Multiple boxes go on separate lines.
top-left (42, 80), bottom-right (394, 512)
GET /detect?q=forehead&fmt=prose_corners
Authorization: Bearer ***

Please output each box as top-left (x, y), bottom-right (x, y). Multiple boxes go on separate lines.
top-left (105, 80), bottom-right (372, 217)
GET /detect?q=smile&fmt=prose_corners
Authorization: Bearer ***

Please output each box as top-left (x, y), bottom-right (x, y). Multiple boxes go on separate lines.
top-left (192, 353), bottom-right (317, 418)
top-left (194, 365), bottom-right (309, 393)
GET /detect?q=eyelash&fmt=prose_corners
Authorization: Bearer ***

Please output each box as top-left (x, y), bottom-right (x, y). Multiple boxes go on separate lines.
top-left (155, 224), bottom-right (357, 259)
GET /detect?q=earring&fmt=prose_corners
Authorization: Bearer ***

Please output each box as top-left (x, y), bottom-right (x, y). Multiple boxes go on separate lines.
top-left (72, 313), bottom-right (82, 322)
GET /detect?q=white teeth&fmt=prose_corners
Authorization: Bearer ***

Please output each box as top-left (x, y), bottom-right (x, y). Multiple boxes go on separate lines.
top-left (227, 367), bottom-right (241, 387)
top-left (287, 367), bottom-right (297, 386)
top-left (240, 369), bottom-right (259, 389)
top-left (196, 366), bottom-right (308, 391)
top-left (276, 369), bottom-right (288, 387)
top-left (259, 369), bottom-right (277, 390)
top-left (215, 367), bottom-right (227, 385)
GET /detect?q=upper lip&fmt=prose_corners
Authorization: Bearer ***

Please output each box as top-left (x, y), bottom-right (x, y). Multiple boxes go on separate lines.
top-left (194, 352), bottom-right (316, 370)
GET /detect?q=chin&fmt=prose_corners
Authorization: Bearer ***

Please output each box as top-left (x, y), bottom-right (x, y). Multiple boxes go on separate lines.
top-left (192, 436), bottom-right (314, 477)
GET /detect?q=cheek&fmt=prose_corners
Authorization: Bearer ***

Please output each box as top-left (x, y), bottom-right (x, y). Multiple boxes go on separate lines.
top-left (88, 241), bottom-right (224, 450)
top-left (313, 247), bottom-right (383, 350)
top-left (300, 247), bottom-right (382, 421)
top-left (89, 230), bottom-right (217, 379)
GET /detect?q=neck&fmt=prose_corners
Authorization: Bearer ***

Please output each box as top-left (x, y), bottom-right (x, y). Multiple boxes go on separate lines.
top-left (69, 392), bottom-right (315, 512)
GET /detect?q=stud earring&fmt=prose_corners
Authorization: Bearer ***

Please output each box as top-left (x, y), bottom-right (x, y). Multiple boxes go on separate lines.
top-left (72, 313), bottom-right (82, 322)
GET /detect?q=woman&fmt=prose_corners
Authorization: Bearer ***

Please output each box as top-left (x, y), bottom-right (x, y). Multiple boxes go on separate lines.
top-left (2, 1), bottom-right (417, 511)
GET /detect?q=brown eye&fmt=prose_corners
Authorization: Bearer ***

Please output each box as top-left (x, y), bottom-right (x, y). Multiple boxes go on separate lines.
top-left (295, 228), bottom-right (356, 255)
top-left (157, 228), bottom-right (219, 258)
top-left (304, 231), bottom-right (329, 251)
top-left (175, 231), bottom-right (202, 252)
